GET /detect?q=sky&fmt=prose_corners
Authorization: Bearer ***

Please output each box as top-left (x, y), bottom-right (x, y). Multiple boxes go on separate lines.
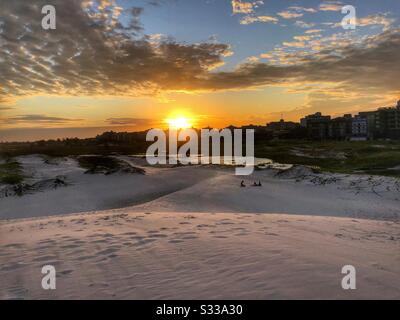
top-left (0, 0), bottom-right (399, 141)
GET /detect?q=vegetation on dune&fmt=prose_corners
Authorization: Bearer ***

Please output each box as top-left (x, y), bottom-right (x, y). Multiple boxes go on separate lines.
top-left (255, 140), bottom-right (400, 177)
top-left (0, 160), bottom-right (25, 185)
top-left (77, 155), bottom-right (145, 175)
top-left (1, 136), bottom-right (399, 178)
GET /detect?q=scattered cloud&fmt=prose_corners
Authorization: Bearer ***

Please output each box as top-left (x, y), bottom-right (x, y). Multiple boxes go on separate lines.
top-left (278, 6), bottom-right (317, 19)
top-left (106, 118), bottom-right (153, 126)
top-left (283, 41), bottom-right (306, 48)
top-left (295, 21), bottom-right (316, 28)
top-left (0, 0), bottom-right (232, 100)
top-left (278, 11), bottom-right (304, 19)
top-left (319, 1), bottom-right (343, 12)
top-left (240, 15), bottom-right (279, 25)
top-left (187, 28), bottom-right (400, 99)
top-left (231, 0), bottom-right (264, 15)
top-left (0, 0), bottom-right (399, 107)
top-left (0, 114), bottom-right (83, 125)
top-left (289, 6), bottom-right (317, 14)
top-left (0, 106), bottom-right (14, 111)
top-left (305, 29), bottom-right (323, 34)
top-left (356, 14), bottom-right (394, 31)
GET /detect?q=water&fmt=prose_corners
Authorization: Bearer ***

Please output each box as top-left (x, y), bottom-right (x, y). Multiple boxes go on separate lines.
top-left (130, 154), bottom-right (292, 170)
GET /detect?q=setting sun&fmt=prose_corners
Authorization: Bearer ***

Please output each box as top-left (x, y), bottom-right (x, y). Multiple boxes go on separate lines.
top-left (166, 116), bottom-right (193, 129)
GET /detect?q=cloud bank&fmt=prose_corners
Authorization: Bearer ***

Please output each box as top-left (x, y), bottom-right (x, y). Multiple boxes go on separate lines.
top-left (0, 0), bottom-right (399, 103)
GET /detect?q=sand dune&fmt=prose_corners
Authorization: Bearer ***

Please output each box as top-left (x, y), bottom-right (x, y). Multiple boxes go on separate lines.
top-left (1, 155), bottom-right (400, 299)
top-left (1, 211), bottom-right (399, 299)
top-left (1, 155), bottom-right (399, 220)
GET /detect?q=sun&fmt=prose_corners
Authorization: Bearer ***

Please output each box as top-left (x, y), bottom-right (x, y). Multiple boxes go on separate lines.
top-left (166, 116), bottom-right (193, 129)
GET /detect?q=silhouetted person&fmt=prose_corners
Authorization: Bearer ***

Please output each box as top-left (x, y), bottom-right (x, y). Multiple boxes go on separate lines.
top-left (258, 181), bottom-right (262, 187)
top-left (241, 180), bottom-right (246, 188)
top-left (253, 182), bottom-right (258, 187)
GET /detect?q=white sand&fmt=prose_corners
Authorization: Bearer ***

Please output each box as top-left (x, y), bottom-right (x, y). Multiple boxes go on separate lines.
top-left (1, 155), bottom-right (399, 220)
top-left (1, 155), bottom-right (400, 299)
top-left (1, 211), bottom-right (399, 299)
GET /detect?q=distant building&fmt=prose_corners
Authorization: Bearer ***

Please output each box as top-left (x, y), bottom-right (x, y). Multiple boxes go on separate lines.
top-left (358, 111), bottom-right (377, 139)
top-left (266, 119), bottom-right (301, 139)
top-left (351, 116), bottom-right (368, 141)
top-left (374, 102), bottom-right (400, 139)
top-left (266, 119), bottom-right (299, 131)
top-left (300, 113), bottom-right (331, 140)
top-left (329, 114), bottom-right (353, 140)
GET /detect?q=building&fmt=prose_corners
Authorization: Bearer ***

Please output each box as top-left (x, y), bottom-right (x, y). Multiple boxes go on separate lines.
top-left (300, 113), bottom-right (331, 140)
top-left (329, 114), bottom-right (353, 140)
top-left (351, 116), bottom-right (368, 141)
top-left (266, 119), bottom-right (301, 139)
top-left (371, 100), bottom-right (400, 139)
top-left (267, 119), bottom-right (299, 131)
top-left (358, 111), bottom-right (377, 139)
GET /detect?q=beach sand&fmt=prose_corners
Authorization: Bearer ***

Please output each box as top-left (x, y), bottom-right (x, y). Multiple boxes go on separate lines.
top-left (1, 155), bottom-right (399, 299)
top-left (1, 211), bottom-right (399, 299)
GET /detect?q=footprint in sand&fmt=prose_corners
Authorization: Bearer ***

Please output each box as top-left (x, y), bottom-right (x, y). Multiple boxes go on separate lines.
top-left (91, 239), bottom-right (108, 244)
top-left (76, 255), bottom-right (96, 261)
top-left (60, 269), bottom-right (74, 276)
top-left (180, 235), bottom-right (198, 240)
top-left (265, 232), bottom-right (279, 237)
top-left (130, 236), bottom-right (145, 240)
top-left (133, 239), bottom-right (157, 247)
top-left (97, 247), bottom-right (120, 256)
top-left (1, 262), bottom-right (27, 272)
top-left (122, 232), bottom-right (137, 236)
top-left (4, 243), bottom-right (24, 249)
top-left (148, 234), bottom-right (168, 239)
top-left (169, 239), bottom-right (185, 244)
top-left (32, 255), bottom-right (58, 262)
top-left (197, 224), bottom-right (215, 229)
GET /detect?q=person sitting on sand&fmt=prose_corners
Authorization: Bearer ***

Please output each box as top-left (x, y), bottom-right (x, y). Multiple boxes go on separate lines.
top-left (241, 180), bottom-right (246, 188)
top-left (253, 182), bottom-right (258, 187)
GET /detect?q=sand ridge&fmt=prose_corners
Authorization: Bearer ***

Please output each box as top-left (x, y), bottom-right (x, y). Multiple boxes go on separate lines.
top-left (1, 211), bottom-right (399, 299)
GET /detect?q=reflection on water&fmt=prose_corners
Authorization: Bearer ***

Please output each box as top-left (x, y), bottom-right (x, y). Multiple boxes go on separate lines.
top-left (131, 154), bottom-right (292, 170)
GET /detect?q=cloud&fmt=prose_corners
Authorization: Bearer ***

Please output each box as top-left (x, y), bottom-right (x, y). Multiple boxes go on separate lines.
top-left (106, 118), bottom-right (153, 126)
top-left (278, 6), bottom-right (317, 19)
top-left (0, 0), bottom-right (399, 104)
top-left (329, 13), bottom-right (395, 31)
top-left (295, 21), bottom-right (316, 28)
top-left (356, 14), bottom-right (395, 31)
top-left (319, 1), bottom-right (343, 12)
top-left (0, 114), bottom-right (82, 125)
top-left (305, 29), bottom-right (323, 34)
top-left (231, 0), bottom-right (278, 25)
top-left (283, 41), bottom-right (306, 48)
top-left (0, 0), bottom-right (232, 100)
top-left (231, 0), bottom-right (263, 15)
top-left (182, 28), bottom-right (400, 98)
top-left (240, 15), bottom-right (278, 25)
top-left (0, 106), bottom-right (14, 111)
top-left (289, 6), bottom-right (317, 14)
top-left (278, 11), bottom-right (304, 19)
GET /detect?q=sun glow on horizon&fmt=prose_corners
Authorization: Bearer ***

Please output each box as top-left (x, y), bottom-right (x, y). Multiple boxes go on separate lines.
top-left (165, 115), bottom-right (194, 129)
